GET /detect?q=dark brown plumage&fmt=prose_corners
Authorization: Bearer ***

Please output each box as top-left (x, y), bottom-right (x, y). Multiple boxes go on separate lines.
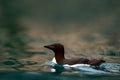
top-left (89, 59), bottom-right (106, 66)
top-left (44, 43), bottom-right (89, 65)
top-left (44, 43), bottom-right (105, 66)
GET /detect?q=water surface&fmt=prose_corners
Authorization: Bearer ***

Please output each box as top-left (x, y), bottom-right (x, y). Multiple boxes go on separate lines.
top-left (0, 71), bottom-right (119, 80)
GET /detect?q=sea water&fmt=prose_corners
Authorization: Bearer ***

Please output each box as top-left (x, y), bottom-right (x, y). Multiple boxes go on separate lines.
top-left (0, 71), bottom-right (119, 80)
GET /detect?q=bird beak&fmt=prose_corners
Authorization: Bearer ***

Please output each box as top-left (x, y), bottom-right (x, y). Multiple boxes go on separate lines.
top-left (44, 45), bottom-right (54, 49)
top-left (44, 45), bottom-right (49, 48)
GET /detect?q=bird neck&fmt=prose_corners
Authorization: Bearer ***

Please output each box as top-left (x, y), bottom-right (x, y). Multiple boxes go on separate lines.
top-left (54, 51), bottom-right (65, 65)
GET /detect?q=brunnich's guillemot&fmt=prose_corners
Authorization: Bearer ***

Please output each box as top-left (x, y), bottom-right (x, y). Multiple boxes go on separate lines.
top-left (44, 43), bottom-right (89, 65)
top-left (44, 43), bottom-right (105, 65)
top-left (44, 43), bottom-right (106, 72)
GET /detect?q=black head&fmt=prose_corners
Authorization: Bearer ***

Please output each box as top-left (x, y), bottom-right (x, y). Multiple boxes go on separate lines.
top-left (44, 43), bottom-right (64, 53)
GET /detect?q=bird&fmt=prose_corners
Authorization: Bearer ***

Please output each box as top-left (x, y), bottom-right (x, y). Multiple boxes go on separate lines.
top-left (44, 43), bottom-right (90, 65)
top-left (44, 43), bottom-right (105, 66)
top-left (44, 43), bottom-right (106, 73)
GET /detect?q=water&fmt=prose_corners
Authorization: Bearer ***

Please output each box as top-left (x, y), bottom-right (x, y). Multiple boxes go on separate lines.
top-left (0, 71), bottom-right (119, 80)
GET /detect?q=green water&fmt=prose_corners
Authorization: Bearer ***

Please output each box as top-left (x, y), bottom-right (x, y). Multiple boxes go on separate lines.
top-left (0, 71), bottom-right (119, 80)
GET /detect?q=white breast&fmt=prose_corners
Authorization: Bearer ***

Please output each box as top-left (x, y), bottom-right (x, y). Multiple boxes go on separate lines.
top-left (51, 57), bottom-right (57, 63)
top-left (51, 57), bottom-right (57, 72)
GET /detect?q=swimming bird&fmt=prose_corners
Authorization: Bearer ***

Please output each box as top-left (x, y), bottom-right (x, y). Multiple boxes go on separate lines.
top-left (44, 43), bottom-right (89, 65)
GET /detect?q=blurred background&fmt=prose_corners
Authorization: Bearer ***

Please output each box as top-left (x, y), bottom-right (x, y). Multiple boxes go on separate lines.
top-left (0, 0), bottom-right (120, 71)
